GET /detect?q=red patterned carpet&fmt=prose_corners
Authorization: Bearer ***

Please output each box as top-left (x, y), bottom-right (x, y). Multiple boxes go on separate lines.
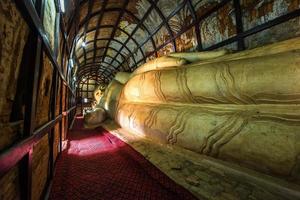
top-left (49, 116), bottom-right (197, 200)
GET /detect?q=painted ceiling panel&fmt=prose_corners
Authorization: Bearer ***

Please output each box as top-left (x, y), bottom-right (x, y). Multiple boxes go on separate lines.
top-left (87, 15), bottom-right (99, 30)
top-left (97, 27), bottom-right (114, 39)
top-left (79, 1), bottom-right (89, 23)
top-left (96, 40), bottom-right (109, 48)
top-left (91, 1), bottom-right (104, 13)
top-left (101, 11), bottom-right (120, 25)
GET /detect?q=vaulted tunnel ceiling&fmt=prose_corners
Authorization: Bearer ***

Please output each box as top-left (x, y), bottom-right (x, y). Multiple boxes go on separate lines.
top-left (71, 0), bottom-right (200, 87)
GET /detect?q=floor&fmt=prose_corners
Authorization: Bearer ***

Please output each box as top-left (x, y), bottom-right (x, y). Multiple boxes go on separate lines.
top-left (49, 116), bottom-right (197, 200)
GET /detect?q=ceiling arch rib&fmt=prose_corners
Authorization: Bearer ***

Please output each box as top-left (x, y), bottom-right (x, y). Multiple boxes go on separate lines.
top-left (78, 68), bottom-right (113, 82)
top-left (73, 0), bottom-right (191, 89)
top-left (112, 0), bottom-right (187, 64)
top-left (78, 65), bottom-right (117, 78)
top-left (75, 25), bottom-right (145, 65)
top-left (74, 0), bottom-right (154, 75)
top-left (79, 60), bottom-right (124, 69)
top-left (77, 46), bottom-right (129, 67)
top-left (78, 71), bottom-right (112, 82)
top-left (78, 71), bottom-right (113, 82)
top-left (101, 0), bottom-right (129, 66)
top-left (149, 0), bottom-right (176, 51)
top-left (77, 61), bottom-right (125, 79)
top-left (78, 47), bottom-right (129, 71)
top-left (79, 8), bottom-right (156, 56)
top-left (92, 0), bottom-right (109, 63)
top-left (106, 0), bottom-right (159, 71)
top-left (77, 38), bottom-right (139, 62)
top-left (78, 76), bottom-right (107, 86)
top-left (79, 55), bottom-right (128, 72)
top-left (75, 26), bottom-right (146, 69)
top-left (82, 0), bottom-right (94, 66)
top-left (78, 68), bottom-right (114, 84)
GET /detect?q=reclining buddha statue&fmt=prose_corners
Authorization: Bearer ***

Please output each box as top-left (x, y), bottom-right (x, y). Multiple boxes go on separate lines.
top-left (84, 37), bottom-right (300, 184)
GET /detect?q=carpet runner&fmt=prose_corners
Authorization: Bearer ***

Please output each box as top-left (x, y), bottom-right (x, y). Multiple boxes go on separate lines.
top-left (49, 116), bottom-right (197, 200)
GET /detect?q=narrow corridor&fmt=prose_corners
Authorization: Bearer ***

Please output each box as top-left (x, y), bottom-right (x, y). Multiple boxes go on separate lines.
top-left (49, 116), bottom-right (196, 200)
top-left (1, 1), bottom-right (300, 199)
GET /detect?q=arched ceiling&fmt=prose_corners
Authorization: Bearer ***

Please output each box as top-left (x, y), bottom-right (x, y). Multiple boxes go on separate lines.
top-left (70, 0), bottom-right (198, 86)
top-left (62, 0), bottom-right (300, 92)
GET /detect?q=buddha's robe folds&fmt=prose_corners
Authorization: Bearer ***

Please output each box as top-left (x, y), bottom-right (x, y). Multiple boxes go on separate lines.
top-left (113, 38), bottom-right (300, 181)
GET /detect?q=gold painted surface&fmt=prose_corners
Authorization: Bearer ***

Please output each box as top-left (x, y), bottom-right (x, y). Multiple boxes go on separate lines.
top-left (133, 56), bottom-right (187, 75)
top-left (99, 79), bottom-right (124, 119)
top-left (112, 37), bottom-right (300, 182)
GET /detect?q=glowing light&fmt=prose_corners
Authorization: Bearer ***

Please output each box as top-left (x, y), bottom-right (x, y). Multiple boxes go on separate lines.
top-left (83, 98), bottom-right (88, 103)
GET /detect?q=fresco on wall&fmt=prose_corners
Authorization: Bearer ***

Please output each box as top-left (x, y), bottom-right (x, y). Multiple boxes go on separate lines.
top-left (192, 0), bottom-right (222, 13)
top-left (176, 27), bottom-right (198, 52)
top-left (242, 0), bottom-right (300, 48)
top-left (115, 0), bottom-right (200, 61)
top-left (199, 2), bottom-right (236, 49)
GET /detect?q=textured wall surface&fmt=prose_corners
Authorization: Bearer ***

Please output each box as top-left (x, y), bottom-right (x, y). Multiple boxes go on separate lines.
top-left (0, 1), bottom-right (28, 199)
top-left (0, 0), bottom-right (29, 151)
top-left (35, 53), bottom-right (54, 128)
top-left (0, 1), bottom-right (67, 199)
top-left (0, 166), bottom-right (20, 200)
top-left (32, 135), bottom-right (49, 200)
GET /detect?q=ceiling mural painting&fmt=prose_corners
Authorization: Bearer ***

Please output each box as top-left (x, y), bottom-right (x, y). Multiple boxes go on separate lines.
top-left (67, 0), bottom-right (300, 91)
top-left (72, 0), bottom-right (203, 88)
